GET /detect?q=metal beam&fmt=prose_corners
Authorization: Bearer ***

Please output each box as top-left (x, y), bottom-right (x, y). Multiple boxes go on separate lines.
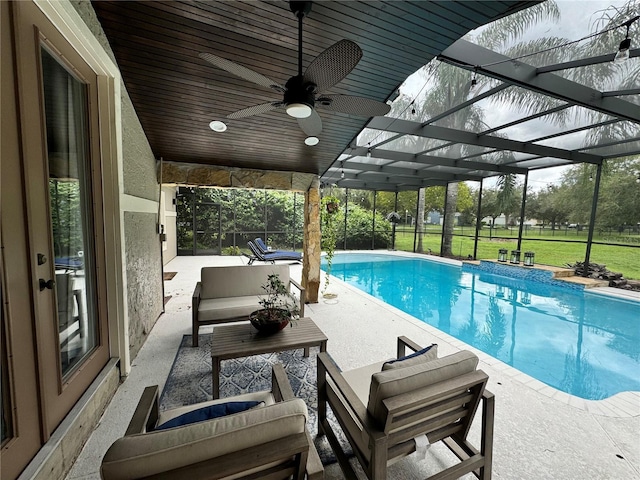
top-left (337, 160), bottom-right (483, 181)
top-left (350, 146), bottom-right (528, 174)
top-left (421, 83), bottom-right (510, 126)
top-left (367, 117), bottom-right (603, 164)
top-left (438, 39), bottom-right (640, 124)
top-left (602, 88), bottom-right (640, 97)
top-left (536, 48), bottom-right (640, 74)
top-left (332, 179), bottom-right (444, 191)
top-left (332, 171), bottom-right (443, 187)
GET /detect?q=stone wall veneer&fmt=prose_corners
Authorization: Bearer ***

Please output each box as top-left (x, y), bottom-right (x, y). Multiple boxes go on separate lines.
top-left (159, 161), bottom-right (316, 192)
top-left (302, 178), bottom-right (321, 303)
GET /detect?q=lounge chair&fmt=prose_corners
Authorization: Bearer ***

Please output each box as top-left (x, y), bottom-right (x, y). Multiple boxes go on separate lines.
top-left (317, 336), bottom-right (494, 480)
top-left (55, 255), bottom-right (83, 273)
top-left (101, 364), bottom-right (323, 479)
top-left (255, 237), bottom-right (300, 257)
top-left (246, 240), bottom-right (302, 265)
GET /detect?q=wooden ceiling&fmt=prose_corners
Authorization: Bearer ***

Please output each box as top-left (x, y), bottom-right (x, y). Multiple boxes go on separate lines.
top-left (91, 0), bottom-right (540, 179)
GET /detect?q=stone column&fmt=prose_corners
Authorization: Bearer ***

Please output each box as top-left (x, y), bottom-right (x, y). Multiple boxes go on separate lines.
top-left (302, 178), bottom-right (321, 303)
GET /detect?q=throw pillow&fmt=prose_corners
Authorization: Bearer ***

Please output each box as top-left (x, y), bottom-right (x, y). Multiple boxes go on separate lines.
top-left (382, 343), bottom-right (438, 370)
top-left (155, 401), bottom-right (263, 430)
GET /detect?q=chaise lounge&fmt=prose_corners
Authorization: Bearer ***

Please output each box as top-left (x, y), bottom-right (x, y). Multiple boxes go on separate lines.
top-left (255, 237), bottom-right (301, 257)
top-left (246, 240), bottom-right (302, 265)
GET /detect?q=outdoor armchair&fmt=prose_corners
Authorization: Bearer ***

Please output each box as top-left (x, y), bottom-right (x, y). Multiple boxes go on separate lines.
top-left (101, 363), bottom-right (323, 479)
top-left (317, 336), bottom-right (494, 480)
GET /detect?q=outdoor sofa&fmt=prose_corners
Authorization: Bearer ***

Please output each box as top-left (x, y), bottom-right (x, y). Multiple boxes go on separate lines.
top-left (191, 264), bottom-right (305, 346)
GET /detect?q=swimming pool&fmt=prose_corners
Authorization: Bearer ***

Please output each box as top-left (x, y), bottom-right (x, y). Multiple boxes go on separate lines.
top-left (321, 253), bottom-right (640, 400)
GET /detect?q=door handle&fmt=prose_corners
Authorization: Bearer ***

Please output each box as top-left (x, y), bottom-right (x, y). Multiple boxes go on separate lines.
top-left (39, 278), bottom-right (55, 291)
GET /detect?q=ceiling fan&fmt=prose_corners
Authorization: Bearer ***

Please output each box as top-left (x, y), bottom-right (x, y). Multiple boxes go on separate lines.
top-left (199, 1), bottom-right (391, 142)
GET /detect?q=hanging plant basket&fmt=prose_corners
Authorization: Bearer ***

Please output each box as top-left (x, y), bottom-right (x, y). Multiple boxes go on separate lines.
top-left (326, 202), bottom-right (339, 214)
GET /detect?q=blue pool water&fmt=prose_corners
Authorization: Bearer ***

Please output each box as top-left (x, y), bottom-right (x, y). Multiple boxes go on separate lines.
top-left (322, 253), bottom-right (640, 400)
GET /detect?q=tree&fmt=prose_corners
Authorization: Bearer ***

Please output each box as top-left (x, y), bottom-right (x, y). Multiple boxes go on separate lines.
top-left (480, 188), bottom-right (502, 228)
top-left (527, 185), bottom-right (569, 229)
top-left (416, 187), bottom-right (426, 252)
top-left (496, 174), bottom-right (519, 225)
top-left (595, 158), bottom-right (640, 229)
top-left (389, 1), bottom-right (562, 255)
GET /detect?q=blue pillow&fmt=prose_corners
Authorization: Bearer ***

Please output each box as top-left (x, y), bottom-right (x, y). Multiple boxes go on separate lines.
top-left (382, 344), bottom-right (438, 370)
top-left (154, 401), bottom-right (262, 431)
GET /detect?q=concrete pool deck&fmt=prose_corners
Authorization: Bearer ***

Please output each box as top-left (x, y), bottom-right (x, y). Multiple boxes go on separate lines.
top-left (68, 252), bottom-right (640, 480)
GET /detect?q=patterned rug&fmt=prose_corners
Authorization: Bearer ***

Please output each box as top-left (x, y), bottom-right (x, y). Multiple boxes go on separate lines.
top-left (160, 333), bottom-right (352, 465)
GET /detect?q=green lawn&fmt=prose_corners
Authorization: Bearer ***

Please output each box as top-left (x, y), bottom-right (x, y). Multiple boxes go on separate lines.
top-left (392, 228), bottom-right (640, 280)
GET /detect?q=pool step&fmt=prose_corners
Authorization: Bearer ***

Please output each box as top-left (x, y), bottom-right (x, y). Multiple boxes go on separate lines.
top-left (467, 260), bottom-right (609, 289)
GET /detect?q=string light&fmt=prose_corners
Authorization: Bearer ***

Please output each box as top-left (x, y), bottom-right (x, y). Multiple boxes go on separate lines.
top-left (471, 67), bottom-right (478, 87)
top-left (613, 16), bottom-right (638, 63)
top-left (366, 143), bottom-right (372, 158)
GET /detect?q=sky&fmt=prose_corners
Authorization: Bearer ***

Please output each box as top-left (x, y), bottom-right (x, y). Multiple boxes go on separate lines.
top-left (395, 0), bottom-right (635, 191)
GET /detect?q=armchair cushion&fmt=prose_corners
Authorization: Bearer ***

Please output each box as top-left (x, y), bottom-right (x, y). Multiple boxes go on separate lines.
top-left (155, 401), bottom-right (263, 431)
top-left (157, 391), bottom-right (275, 426)
top-left (101, 398), bottom-right (308, 480)
top-left (382, 343), bottom-right (438, 370)
top-left (368, 350), bottom-right (479, 425)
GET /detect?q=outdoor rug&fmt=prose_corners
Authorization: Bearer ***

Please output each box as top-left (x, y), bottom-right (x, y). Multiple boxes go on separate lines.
top-left (160, 333), bottom-right (353, 466)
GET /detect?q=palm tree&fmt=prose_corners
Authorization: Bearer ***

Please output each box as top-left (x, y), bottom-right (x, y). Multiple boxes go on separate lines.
top-left (387, 2), bottom-right (566, 255)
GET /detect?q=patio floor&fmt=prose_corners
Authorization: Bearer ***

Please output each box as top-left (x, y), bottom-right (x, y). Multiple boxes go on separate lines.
top-left (68, 253), bottom-right (640, 479)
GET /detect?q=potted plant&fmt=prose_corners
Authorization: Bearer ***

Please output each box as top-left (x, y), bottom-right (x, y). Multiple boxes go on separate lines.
top-left (249, 273), bottom-right (301, 334)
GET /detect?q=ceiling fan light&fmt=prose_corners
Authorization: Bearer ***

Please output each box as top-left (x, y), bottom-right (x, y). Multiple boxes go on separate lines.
top-left (304, 136), bottom-right (319, 146)
top-left (286, 103), bottom-right (312, 118)
top-left (209, 120), bottom-right (227, 132)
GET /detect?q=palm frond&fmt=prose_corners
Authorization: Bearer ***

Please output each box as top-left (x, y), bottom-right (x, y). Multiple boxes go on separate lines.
top-left (474, 2), bottom-right (561, 51)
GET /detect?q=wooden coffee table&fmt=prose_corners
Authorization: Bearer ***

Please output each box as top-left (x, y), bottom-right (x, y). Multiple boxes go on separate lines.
top-left (211, 317), bottom-right (328, 399)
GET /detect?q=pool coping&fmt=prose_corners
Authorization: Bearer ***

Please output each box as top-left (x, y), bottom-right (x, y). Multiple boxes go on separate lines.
top-left (327, 250), bottom-right (640, 418)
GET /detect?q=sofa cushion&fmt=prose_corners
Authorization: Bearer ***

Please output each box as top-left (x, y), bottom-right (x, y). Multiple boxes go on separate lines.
top-left (155, 401), bottom-right (263, 431)
top-left (200, 265), bottom-right (290, 299)
top-left (198, 296), bottom-right (262, 322)
top-left (101, 398), bottom-right (308, 480)
top-left (368, 350), bottom-right (479, 426)
top-left (382, 344), bottom-right (438, 370)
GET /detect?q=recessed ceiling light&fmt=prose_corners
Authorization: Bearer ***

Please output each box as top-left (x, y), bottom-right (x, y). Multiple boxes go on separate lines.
top-left (209, 120), bottom-right (227, 132)
top-left (305, 136), bottom-right (319, 146)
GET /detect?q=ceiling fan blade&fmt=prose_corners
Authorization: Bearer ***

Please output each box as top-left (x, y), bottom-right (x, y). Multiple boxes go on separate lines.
top-left (317, 95), bottom-right (391, 117)
top-left (297, 109), bottom-right (322, 136)
top-left (227, 102), bottom-right (284, 119)
top-left (303, 40), bottom-right (362, 94)
top-left (199, 52), bottom-right (284, 92)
